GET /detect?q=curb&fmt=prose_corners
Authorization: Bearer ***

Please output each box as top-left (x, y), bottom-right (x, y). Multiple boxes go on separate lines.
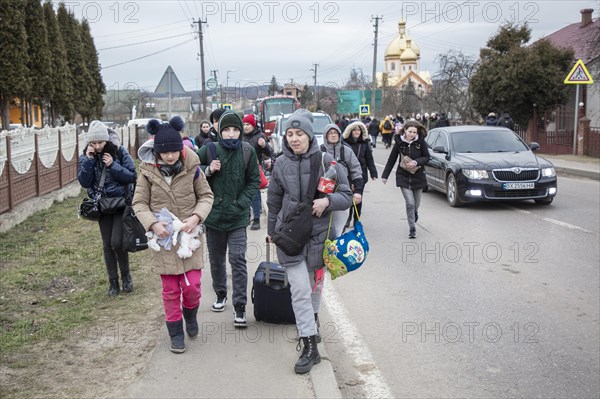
top-left (555, 166), bottom-right (600, 181)
top-left (311, 342), bottom-right (342, 399)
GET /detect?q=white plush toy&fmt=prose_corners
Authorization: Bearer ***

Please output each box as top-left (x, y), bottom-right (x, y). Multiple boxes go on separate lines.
top-left (145, 210), bottom-right (203, 259)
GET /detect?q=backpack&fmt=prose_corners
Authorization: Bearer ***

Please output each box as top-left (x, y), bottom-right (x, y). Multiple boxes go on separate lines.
top-left (383, 120), bottom-right (392, 130)
top-left (205, 141), bottom-right (252, 170)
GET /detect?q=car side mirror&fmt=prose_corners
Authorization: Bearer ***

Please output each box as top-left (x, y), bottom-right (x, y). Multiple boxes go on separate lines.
top-left (433, 145), bottom-right (447, 154)
top-left (529, 142), bottom-right (540, 151)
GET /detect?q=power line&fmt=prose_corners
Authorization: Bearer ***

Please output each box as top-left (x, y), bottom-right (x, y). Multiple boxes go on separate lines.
top-left (94, 19), bottom-right (188, 39)
top-left (97, 33), bottom-right (191, 51)
top-left (102, 38), bottom-right (195, 69)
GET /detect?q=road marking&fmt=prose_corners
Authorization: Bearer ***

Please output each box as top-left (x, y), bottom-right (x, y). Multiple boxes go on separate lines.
top-left (323, 280), bottom-right (394, 399)
top-left (510, 207), bottom-right (595, 234)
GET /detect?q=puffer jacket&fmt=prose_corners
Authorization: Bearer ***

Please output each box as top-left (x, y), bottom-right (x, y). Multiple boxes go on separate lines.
top-left (342, 121), bottom-right (378, 183)
top-left (322, 123), bottom-right (364, 194)
top-left (382, 134), bottom-right (431, 190)
top-left (379, 117), bottom-right (394, 134)
top-left (267, 137), bottom-right (352, 271)
top-left (196, 128), bottom-right (260, 232)
top-left (132, 142), bottom-right (214, 275)
top-left (243, 127), bottom-right (272, 161)
top-left (77, 141), bottom-right (136, 199)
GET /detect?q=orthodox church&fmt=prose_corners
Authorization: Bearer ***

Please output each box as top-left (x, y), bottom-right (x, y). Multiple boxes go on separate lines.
top-left (376, 19), bottom-right (432, 92)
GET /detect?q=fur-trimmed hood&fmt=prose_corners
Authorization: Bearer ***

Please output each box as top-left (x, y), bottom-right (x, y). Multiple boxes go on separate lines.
top-left (342, 121), bottom-right (369, 141)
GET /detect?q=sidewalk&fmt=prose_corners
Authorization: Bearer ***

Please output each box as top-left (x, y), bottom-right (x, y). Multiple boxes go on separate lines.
top-left (128, 204), bottom-right (341, 399)
top-left (539, 154), bottom-right (600, 180)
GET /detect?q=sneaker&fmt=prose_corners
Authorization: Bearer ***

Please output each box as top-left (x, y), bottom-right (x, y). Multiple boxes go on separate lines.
top-left (211, 295), bottom-right (227, 312)
top-left (233, 305), bottom-right (247, 328)
top-left (250, 219), bottom-right (260, 230)
top-left (409, 228), bottom-right (416, 239)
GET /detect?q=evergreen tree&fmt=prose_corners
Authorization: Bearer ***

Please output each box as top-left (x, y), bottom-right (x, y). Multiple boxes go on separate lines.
top-left (268, 76), bottom-right (279, 96)
top-left (80, 19), bottom-right (105, 120)
top-left (24, 0), bottom-right (52, 126)
top-left (57, 2), bottom-right (91, 122)
top-left (43, 0), bottom-right (73, 125)
top-left (0, 0), bottom-right (30, 130)
top-left (470, 23), bottom-right (573, 126)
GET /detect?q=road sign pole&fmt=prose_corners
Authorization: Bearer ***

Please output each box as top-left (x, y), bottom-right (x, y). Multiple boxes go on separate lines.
top-left (572, 84), bottom-right (579, 155)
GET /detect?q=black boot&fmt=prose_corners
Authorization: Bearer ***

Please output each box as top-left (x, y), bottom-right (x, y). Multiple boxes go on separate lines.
top-left (315, 313), bottom-right (322, 344)
top-left (250, 219), bottom-right (260, 230)
top-left (121, 273), bottom-right (133, 293)
top-left (294, 335), bottom-right (321, 374)
top-left (108, 278), bottom-right (120, 296)
top-left (166, 320), bottom-right (186, 354)
top-left (182, 306), bottom-right (199, 339)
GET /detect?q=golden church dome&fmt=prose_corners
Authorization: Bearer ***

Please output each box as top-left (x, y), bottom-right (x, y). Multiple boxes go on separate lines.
top-left (384, 19), bottom-right (421, 60)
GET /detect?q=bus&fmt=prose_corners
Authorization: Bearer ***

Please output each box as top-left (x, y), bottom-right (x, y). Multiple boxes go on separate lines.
top-left (253, 96), bottom-right (300, 137)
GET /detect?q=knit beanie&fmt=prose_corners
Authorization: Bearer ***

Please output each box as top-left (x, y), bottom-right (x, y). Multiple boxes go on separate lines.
top-left (146, 116), bottom-right (184, 153)
top-left (284, 108), bottom-right (314, 140)
top-left (86, 120), bottom-right (110, 142)
top-left (218, 111), bottom-right (243, 135)
top-left (242, 114), bottom-right (256, 128)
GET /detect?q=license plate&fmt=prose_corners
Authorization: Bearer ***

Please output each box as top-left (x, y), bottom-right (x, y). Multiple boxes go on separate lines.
top-left (503, 182), bottom-right (535, 190)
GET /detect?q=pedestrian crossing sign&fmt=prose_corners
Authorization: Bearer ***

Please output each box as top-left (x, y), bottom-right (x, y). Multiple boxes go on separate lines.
top-left (359, 104), bottom-right (370, 116)
top-left (223, 104), bottom-right (233, 110)
top-left (564, 60), bottom-right (594, 84)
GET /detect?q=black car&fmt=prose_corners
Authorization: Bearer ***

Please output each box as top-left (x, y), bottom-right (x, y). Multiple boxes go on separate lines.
top-left (424, 126), bottom-right (557, 207)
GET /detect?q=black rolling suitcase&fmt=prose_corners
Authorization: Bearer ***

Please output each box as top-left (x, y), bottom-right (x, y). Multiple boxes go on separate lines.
top-left (251, 240), bottom-right (296, 324)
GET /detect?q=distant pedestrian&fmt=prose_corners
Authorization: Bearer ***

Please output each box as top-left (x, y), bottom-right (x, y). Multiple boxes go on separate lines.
top-left (197, 111), bottom-right (260, 328)
top-left (380, 116), bottom-right (394, 148)
top-left (77, 120), bottom-right (137, 296)
top-left (381, 120), bottom-right (430, 239)
top-left (194, 120), bottom-right (212, 148)
top-left (485, 112), bottom-right (498, 126)
top-left (436, 112), bottom-right (450, 127)
top-left (242, 113), bottom-right (272, 231)
top-left (342, 121), bottom-right (378, 228)
top-left (367, 117), bottom-right (380, 148)
top-left (496, 111), bottom-right (515, 130)
top-left (267, 108), bottom-right (352, 374)
top-left (132, 116), bottom-right (214, 354)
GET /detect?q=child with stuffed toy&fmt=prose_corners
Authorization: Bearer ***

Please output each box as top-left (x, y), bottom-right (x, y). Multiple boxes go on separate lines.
top-left (132, 116), bottom-right (214, 354)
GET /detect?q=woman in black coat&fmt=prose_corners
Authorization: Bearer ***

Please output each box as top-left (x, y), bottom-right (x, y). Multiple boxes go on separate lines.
top-left (342, 121), bottom-right (378, 228)
top-left (381, 120), bottom-right (430, 238)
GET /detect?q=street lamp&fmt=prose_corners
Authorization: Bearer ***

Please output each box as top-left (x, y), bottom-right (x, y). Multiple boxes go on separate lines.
top-left (145, 102), bottom-right (155, 117)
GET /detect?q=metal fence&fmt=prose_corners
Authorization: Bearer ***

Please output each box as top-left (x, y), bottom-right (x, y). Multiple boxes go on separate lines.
top-left (0, 124), bottom-right (142, 214)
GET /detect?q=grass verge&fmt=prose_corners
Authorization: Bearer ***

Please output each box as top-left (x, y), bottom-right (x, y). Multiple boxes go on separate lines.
top-left (0, 193), bottom-right (163, 398)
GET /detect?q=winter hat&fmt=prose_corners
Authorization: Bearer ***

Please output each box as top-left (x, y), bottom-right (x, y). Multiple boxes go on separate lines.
top-left (488, 112), bottom-right (496, 117)
top-left (210, 108), bottom-right (226, 124)
top-left (147, 116), bottom-right (184, 153)
top-left (86, 120), bottom-right (110, 142)
top-left (242, 114), bottom-right (256, 128)
top-left (284, 108), bottom-right (314, 140)
top-left (218, 111), bottom-right (243, 134)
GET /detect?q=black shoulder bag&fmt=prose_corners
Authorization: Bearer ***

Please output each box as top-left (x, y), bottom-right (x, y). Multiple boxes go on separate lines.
top-left (78, 166), bottom-right (126, 220)
top-left (272, 153), bottom-right (322, 256)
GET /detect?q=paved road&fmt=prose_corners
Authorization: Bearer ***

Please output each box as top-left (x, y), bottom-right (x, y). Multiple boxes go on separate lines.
top-left (323, 146), bottom-right (600, 398)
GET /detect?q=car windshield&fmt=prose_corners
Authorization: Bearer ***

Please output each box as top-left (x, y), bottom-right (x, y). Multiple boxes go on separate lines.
top-left (451, 130), bottom-right (530, 153)
top-left (264, 99), bottom-right (297, 121)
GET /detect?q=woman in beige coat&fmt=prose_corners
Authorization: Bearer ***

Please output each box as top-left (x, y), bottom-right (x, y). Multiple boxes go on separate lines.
top-left (133, 116), bottom-right (213, 354)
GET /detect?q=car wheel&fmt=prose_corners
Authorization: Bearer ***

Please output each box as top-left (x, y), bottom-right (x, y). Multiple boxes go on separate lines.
top-left (446, 173), bottom-right (464, 207)
top-left (535, 197), bottom-right (553, 205)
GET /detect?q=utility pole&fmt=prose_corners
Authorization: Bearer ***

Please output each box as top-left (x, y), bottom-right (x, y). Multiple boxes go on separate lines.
top-left (211, 69), bottom-right (218, 106)
top-left (371, 15), bottom-right (382, 116)
top-left (193, 18), bottom-right (208, 118)
top-left (310, 63), bottom-right (319, 109)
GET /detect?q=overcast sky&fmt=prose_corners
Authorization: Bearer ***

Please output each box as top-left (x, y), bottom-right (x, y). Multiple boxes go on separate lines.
top-left (74, 0), bottom-right (599, 94)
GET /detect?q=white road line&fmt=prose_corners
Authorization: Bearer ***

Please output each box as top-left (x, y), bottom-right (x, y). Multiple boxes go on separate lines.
top-left (508, 206), bottom-right (595, 234)
top-left (323, 280), bottom-right (394, 399)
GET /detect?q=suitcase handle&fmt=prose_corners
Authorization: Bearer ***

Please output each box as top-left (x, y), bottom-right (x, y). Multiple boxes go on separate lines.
top-left (265, 237), bottom-right (289, 288)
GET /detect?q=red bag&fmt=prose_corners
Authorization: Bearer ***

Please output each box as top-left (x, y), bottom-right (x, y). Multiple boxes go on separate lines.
top-left (259, 164), bottom-right (269, 189)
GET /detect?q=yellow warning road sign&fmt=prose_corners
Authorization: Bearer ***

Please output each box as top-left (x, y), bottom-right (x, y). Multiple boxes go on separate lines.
top-left (564, 59), bottom-right (594, 84)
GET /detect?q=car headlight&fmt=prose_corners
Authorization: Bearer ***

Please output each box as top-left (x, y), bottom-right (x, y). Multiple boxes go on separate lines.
top-left (541, 167), bottom-right (556, 177)
top-left (462, 169), bottom-right (489, 179)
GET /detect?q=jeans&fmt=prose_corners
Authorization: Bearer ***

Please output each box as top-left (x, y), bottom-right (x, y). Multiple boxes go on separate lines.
top-left (98, 212), bottom-right (129, 280)
top-left (285, 261), bottom-right (324, 337)
top-left (206, 227), bottom-right (248, 308)
top-left (251, 190), bottom-right (262, 220)
top-left (400, 187), bottom-right (422, 230)
top-left (160, 270), bottom-right (202, 322)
